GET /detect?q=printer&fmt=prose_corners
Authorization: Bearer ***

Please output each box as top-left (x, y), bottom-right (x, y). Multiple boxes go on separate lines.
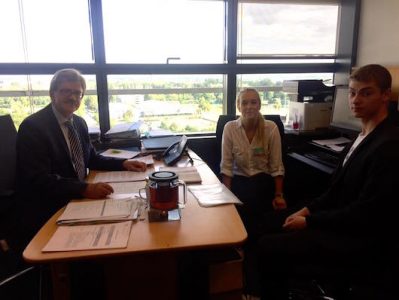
top-left (283, 79), bottom-right (335, 102)
top-left (283, 80), bottom-right (335, 131)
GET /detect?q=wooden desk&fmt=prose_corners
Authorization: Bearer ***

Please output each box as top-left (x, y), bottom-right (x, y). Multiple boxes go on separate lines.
top-left (23, 152), bottom-right (247, 300)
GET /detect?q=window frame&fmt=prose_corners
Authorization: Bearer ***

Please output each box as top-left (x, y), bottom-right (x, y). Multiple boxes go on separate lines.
top-left (0, 0), bottom-right (360, 134)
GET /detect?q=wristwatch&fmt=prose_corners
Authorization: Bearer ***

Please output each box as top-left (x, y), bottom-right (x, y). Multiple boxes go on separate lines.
top-left (275, 193), bottom-right (284, 198)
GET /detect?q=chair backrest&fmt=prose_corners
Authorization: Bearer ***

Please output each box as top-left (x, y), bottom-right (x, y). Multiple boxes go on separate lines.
top-left (0, 115), bottom-right (17, 197)
top-left (215, 114), bottom-right (285, 174)
top-left (387, 101), bottom-right (399, 126)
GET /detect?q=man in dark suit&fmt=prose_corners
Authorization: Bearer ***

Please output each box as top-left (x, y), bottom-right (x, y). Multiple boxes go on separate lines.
top-left (15, 68), bottom-right (146, 247)
top-left (255, 64), bottom-right (399, 299)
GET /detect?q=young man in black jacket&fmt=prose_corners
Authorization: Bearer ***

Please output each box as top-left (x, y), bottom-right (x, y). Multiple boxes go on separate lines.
top-left (257, 64), bottom-right (399, 299)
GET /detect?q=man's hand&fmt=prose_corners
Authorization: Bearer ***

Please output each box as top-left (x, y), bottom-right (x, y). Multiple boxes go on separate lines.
top-left (83, 182), bottom-right (114, 199)
top-left (286, 207), bottom-right (310, 219)
top-left (283, 216), bottom-right (307, 231)
top-left (123, 160), bottom-right (147, 172)
top-left (282, 207), bottom-right (310, 231)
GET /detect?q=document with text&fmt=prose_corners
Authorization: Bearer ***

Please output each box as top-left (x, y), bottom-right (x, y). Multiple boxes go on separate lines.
top-left (56, 195), bottom-right (140, 225)
top-left (42, 221), bottom-right (132, 252)
top-left (109, 181), bottom-right (146, 194)
top-left (189, 183), bottom-right (243, 207)
top-left (129, 154), bottom-right (154, 165)
top-left (159, 166), bottom-right (202, 183)
top-left (93, 168), bottom-right (154, 183)
top-left (100, 148), bottom-right (140, 159)
top-left (311, 137), bottom-right (351, 152)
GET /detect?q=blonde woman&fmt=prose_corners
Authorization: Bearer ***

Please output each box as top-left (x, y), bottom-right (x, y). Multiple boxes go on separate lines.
top-left (220, 88), bottom-right (286, 298)
top-left (221, 88), bottom-right (286, 218)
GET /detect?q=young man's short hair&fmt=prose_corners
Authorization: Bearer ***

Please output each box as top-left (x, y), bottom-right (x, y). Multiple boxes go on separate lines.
top-left (350, 64), bottom-right (392, 92)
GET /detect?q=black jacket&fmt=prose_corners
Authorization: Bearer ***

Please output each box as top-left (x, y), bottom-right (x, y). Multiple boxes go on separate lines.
top-left (307, 118), bottom-right (399, 238)
top-left (15, 104), bottom-right (125, 241)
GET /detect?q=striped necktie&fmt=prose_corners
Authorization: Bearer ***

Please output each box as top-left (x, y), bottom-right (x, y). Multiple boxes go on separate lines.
top-left (65, 120), bottom-right (86, 181)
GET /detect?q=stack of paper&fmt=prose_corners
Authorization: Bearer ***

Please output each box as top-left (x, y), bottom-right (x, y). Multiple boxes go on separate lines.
top-left (159, 166), bottom-right (202, 183)
top-left (311, 137), bottom-right (351, 152)
top-left (104, 121), bottom-right (142, 139)
top-left (188, 184), bottom-right (243, 207)
top-left (92, 169), bottom-right (154, 183)
top-left (42, 221), bottom-right (132, 252)
top-left (56, 195), bottom-right (143, 225)
top-left (128, 154), bottom-right (154, 165)
top-left (100, 148), bottom-right (140, 159)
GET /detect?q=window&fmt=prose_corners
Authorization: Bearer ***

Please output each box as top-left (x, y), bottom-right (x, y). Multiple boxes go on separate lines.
top-left (108, 74), bottom-right (224, 134)
top-left (0, 0), bottom-right (93, 63)
top-left (233, 1), bottom-right (340, 118)
top-left (102, 0), bottom-right (226, 64)
top-left (237, 1), bottom-right (339, 63)
top-left (0, 75), bottom-right (98, 129)
top-left (0, 0), bottom-right (359, 135)
top-left (237, 73), bottom-right (334, 121)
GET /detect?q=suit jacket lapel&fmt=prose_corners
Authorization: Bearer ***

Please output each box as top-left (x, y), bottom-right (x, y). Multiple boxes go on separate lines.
top-left (330, 119), bottom-right (388, 183)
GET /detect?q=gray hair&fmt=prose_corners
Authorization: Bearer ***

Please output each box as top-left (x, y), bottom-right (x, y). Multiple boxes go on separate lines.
top-left (49, 68), bottom-right (86, 95)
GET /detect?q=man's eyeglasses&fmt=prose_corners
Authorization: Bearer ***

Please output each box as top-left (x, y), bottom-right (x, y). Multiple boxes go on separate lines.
top-left (58, 89), bottom-right (83, 98)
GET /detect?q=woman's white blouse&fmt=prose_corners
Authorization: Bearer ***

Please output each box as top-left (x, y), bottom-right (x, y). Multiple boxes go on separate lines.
top-left (220, 118), bottom-right (285, 178)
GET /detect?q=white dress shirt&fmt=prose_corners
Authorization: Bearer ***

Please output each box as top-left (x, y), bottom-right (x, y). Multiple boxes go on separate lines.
top-left (220, 118), bottom-right (285, 178)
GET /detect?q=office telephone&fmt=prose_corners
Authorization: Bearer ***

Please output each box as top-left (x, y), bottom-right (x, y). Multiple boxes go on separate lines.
top-left (162, 135), bottom-right (188, 166)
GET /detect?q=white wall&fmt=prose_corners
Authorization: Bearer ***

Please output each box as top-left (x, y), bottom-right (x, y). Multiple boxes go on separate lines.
top-left (356, 0), bottom-right (399, 66)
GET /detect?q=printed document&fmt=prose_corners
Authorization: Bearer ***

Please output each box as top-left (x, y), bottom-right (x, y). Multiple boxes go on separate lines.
top-left (93, 168), bottom-right (154, 183)
top-left (311, 137), bottom-right (351, 152)
top-left (129, 154), bottom-right (154, 165)
top-left (56, 195), bottom-right (140, 225)
top-left (189, 183), bottom-right (243, 207)
top-left (42, 221), bottom-right (132, 252)
top-left (100, 148), bottom-right (140, 159)
top-left (110, 181), bottom-right (146, 194)
top-left (159, 166), bottom-right (202, 183)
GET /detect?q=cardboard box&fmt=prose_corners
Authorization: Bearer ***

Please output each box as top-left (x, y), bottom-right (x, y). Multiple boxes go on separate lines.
top-left (208, 248), bottom-right (243, 295)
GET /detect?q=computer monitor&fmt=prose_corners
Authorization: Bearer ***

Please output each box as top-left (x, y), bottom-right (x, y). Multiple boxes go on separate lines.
top-left (330, 86), bottom-right (362, 133)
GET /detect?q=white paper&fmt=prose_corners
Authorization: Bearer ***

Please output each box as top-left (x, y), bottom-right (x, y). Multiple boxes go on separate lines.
top-left (109, 182), bottom-right (146, 194)
top-left (189, 184), bottom-right (243, 207)
top-left (326, 144), bottom-right (346, 152)
top-left (93, 170), bottom-right (152, 183)
top-left (129, 154), bottom-right (154, 165)
top-left (59, 200), bottom-right (105, 220)
top-left (100, 149), bottom-right (140, 159)
top-left (105, 121), bottom-right (142, 135)
top-left (57, 196), bottom-right (141, 225)
top-left (312, 137), bottom-right (351, 146)
top-left (42, 221), bottom-right (132, 252)
top-left (159, 166), bottom-right (202, 183)
top-left (102, 198), bottom-right (134, 217)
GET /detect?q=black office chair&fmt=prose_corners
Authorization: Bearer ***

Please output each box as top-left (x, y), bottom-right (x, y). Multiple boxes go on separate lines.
top-left (0, 115), bottom-right (46, 300)
top-left (215, 114), bottom-right (286, 175)
top-left (0, 115), bottom-right (19, 249)
top-left (285, 253), bottom-right (399, 300)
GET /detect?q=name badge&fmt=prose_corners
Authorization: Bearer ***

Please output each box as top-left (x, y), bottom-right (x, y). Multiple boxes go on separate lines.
top-left (252, 147), bottom-right (264, 156)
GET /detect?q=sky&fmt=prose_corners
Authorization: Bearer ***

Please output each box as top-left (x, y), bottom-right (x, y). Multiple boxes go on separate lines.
top-left (0, 0), bottom-right (338, 64)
